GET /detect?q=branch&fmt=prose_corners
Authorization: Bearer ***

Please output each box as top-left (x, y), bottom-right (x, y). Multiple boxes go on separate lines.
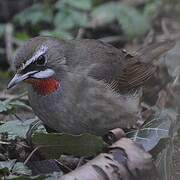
top-left (60, 138), bottom-right (158, 180)
top-left (5, 23), bottom-right (13, 68)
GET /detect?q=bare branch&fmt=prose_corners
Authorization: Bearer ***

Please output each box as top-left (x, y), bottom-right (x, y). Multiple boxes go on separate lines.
top-left (60, 138), bottom-right (158, 180)
top-left (5, 23), bottom-right (13, 68)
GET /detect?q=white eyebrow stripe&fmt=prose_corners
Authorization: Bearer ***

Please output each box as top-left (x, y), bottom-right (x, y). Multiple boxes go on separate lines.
top-left (20, 45), bottom-right (48, 70)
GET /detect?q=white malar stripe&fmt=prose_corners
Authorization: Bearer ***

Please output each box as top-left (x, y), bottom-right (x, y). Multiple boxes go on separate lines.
top-left (31, 68), bottom-right (55, 79)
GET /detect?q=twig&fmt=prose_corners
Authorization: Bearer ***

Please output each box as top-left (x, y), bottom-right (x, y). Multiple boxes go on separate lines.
top-left (76, 28), bottom-right (85, 39)
top-left (0, 94), bottom-right (28, 101)
top-left (55, 159), bottom-right (72, 172)
top-left (161, 18), bottom-right (171, 38)
top-left (4, 91), bottom-right (28, 102)
top-left (143, 30), bottom-right (155, 47)
top-left (75, 157), bottom-right (85, 169)
top-left (5, 23), bottom-right (13, 68)
top-left (26, 118), bottom-right (41, 143)
top-left (59, 155), bottom-right (84, 170)
top-left (12, 112), bottom-right (25, 122)
top-left (24, 146), bottom-right (40, 165)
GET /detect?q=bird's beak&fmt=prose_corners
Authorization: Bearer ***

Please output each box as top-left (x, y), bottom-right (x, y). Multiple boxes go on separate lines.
top-left (7, 69), bottom-right (55, 89)
top-left (7, 71), bottom-right (37, 89)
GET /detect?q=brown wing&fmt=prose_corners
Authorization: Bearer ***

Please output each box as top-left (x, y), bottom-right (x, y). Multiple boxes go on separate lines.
top-left (67, 39), bottom-right (174, 93)
top-left (87, 39), bottom-right (175, 94)
top-left (116, 61), bottom-right (156, 93)
top-left (116, 39), bottom-right (175, 92)
top-left (135, 39), bottom-right (175, 63)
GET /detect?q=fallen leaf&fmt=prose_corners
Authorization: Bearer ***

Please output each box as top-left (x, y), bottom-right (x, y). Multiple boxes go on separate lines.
top-left (32, 133), bottom-right (106, 157)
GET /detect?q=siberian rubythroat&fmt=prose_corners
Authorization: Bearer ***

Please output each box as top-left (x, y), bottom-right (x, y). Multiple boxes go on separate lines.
top-left (8, 37), bottom-right (174, 135)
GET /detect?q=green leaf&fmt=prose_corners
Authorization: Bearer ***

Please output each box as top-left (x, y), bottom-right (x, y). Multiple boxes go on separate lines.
top-left (0, 119), bottom-right (45, 140)
top-left (54, 9), bottom-right (75, 30)
top-left (15, 32), bottom-right (30, 41)
top-left (14, 4), bottom-right (52, 26)
top-left (70, 10), bottom-right (89, 27)
top-left (0, 99), bottom-right (31, 114)
top-left (40, 30), bottom-right (73, 40)
top-left (8, 100), bottom-right (31, 111)
top-left (0, 101), bottom-right (12, 113)
top-left (127, 109), bottom-right (171, 151)
top-left (65, 0), bottom-right (92, 10)
top-left (32, 133), bottom-right (106, 157)
top-left (12, 162), bottom-right (31, 176)
top-left (0, 161), bottom-right (32, 179)
top-left (0, 167), bottom-right (9, 176)
top-left (92, 2), bottom-right (151, 39)
top-left (54, 9), bottom-right (88, 30)
top-left (116, 4), bottom-right (150, 39)
top-left (143, 1), bottom-right (161, 19)
top-left (0, 24), bottom-right (5, 38)
top-left (0, 160), bottom-right (15, 176)
top-left (92, 2), bottom-right (118, 24)
top-left (56, 0), bottom-right (92, 10)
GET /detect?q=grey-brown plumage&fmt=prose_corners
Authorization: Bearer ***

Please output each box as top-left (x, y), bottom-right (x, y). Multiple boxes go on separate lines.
top-left (8, 36), bottom-right (175, 135)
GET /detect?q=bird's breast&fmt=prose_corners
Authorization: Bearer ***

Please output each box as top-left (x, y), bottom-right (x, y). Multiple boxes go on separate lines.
top-left (28, 76), bottom-right (140, 135)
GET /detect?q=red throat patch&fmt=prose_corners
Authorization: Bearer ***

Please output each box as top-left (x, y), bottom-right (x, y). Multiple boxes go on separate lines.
top-left (26, 78), bottom-right (60, 95)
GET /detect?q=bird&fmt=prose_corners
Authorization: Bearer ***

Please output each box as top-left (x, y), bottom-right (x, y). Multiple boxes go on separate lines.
top-left (7, 36), bottom-right (174, 135)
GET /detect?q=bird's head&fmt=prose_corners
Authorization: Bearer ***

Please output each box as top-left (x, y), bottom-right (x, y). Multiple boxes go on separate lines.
top-left (8, 36), bottom-right (68, 95)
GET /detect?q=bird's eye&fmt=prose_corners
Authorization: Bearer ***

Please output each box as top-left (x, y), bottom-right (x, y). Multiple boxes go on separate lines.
top-left (36, 55), bottom-right (46, 66)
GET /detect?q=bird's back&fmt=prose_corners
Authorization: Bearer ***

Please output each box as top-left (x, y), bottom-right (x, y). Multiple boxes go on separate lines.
top-left (65, 39), bottom-right (173, 93)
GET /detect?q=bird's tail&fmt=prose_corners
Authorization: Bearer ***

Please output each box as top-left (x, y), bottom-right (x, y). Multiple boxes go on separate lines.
top-left (135, 39), bottom-right (175, 64)
top-left (117, 39), bottom-right (175, 93)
